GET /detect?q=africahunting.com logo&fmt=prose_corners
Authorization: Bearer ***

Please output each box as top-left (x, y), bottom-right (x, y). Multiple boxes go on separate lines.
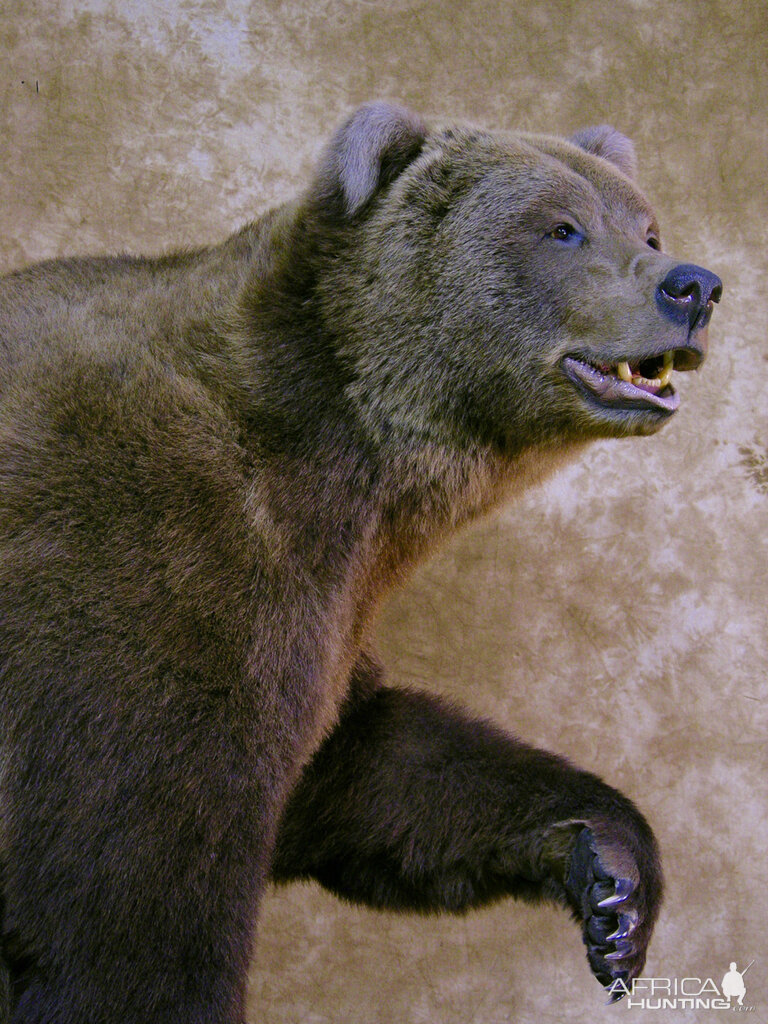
top-left (609, 960), bottom-right (756, 1011)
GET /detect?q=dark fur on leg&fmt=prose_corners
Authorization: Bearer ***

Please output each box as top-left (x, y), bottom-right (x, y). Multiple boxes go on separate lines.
top-left (272, 655), bottom-right (662, 992)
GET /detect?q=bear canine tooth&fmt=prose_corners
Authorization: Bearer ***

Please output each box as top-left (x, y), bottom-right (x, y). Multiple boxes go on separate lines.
top-left (617, 352), bottom-right (674, 390)
top-left (657, 351), bottom-right (674, 387)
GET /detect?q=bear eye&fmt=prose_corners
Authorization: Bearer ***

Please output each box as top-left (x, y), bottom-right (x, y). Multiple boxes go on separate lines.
top-left (646, 235), bottom-right (661, 251)
top-left (546, 222), bottom-right (584, 246)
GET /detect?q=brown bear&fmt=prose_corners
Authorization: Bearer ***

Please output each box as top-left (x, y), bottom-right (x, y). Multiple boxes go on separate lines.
top-left (0, 102), bottom-right (721, 1022)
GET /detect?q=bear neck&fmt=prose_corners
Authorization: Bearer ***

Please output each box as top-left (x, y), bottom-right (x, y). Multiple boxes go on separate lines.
top-left (215, 206), bottom-right (583, 596)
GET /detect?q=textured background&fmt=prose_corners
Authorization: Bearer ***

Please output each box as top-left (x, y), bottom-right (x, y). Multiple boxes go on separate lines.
top-left (2, 1), bottom-right (766, 1021)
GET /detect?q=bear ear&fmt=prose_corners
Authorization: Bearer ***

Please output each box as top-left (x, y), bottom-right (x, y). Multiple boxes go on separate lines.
top-left (570, 124), bottom-right (637, 180)
top-left (309, 102), bottom-right (427, 218)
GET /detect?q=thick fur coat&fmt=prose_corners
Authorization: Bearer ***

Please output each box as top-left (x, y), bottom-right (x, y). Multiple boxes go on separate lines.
top-left (0, 103), bottom-right (721, 1021)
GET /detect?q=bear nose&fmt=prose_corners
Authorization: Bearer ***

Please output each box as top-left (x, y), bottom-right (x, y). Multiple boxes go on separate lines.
top-left (656, 263), bottom-right (723, 331)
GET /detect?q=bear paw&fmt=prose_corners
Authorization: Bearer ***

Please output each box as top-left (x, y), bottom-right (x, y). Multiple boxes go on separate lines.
top-left (563, 825), bottom-right (652, 1000)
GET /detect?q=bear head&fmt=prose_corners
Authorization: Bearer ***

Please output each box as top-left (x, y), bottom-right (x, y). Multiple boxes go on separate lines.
top-left (302, 102), bottom-right (721, 455)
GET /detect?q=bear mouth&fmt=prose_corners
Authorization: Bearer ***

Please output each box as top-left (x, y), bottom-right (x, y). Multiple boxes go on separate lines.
top-left (562, 350), bottom-right (681, 414)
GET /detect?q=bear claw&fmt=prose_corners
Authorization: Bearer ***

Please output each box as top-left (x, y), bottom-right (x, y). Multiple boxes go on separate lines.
top-left (563, 826), bottom-right (648, 997)
top-left (597, 877), bottom-right (633, 908)
top-left (606, 912), bottom-right (637, 942)
top-left (606, 974), bottom-right (630, 1004)
top-left (604, 939), bottom-right (633, 961)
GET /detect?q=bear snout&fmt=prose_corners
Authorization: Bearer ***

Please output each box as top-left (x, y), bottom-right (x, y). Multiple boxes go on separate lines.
top-left (655, 263), bottom-right (723, 334)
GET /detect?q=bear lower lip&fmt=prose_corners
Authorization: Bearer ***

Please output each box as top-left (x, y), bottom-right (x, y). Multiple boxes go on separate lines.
top-left (562, 356), bottom-right (680, 414)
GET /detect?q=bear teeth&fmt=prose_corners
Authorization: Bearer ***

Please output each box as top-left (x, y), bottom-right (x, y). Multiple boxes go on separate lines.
top-left (616, 351), bottom-right (673, 390)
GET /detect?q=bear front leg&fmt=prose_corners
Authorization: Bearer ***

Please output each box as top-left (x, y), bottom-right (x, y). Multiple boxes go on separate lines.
top-left (1, 714), bottom-right (275, 1024)
top-left (271, 657), bottom-right (662, 998)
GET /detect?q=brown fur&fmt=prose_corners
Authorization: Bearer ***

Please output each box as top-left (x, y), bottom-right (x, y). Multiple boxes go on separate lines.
top-left (0, 103), bottom-right (720, 1021)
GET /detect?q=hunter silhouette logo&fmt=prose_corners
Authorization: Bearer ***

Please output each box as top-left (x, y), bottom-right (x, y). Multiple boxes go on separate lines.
top-left (721, 961), bottom-right (753, 1006)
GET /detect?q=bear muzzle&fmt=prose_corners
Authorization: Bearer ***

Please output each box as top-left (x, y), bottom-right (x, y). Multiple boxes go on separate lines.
top-left (655, 263), bottom-right (723, 335)
top-left (561, 264), bottom-right (722, 420)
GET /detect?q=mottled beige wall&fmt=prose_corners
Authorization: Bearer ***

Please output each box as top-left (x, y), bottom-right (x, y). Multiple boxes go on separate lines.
top-left (2, 0), bottom-right (766, 1021)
